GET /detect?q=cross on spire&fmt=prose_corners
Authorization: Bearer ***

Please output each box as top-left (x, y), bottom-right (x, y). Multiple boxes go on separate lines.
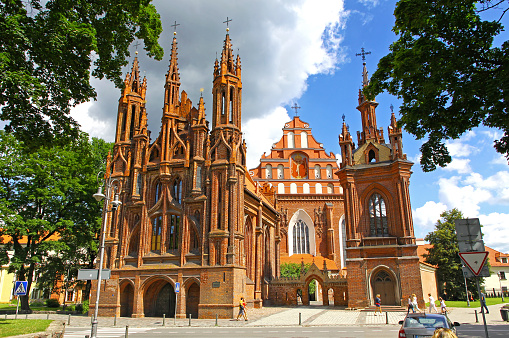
top-left (171, 20), bottom-right (180, 33)
top-left (291, 103), bottom-right (301, 117)
top-left (223, 17), bottom-right (232, 30)
top-left (355, 47), bottom-right (371, 62)
top-left (133, 41), bottom-right (141, 50)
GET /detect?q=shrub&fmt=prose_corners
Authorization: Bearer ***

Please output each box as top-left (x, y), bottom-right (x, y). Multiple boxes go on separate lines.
top-left (82, 300), bottom-right (89, 314)
top-left (30, 301), bottom-right (45, 307)
top-left (75, 303), bottom-right (83, 313)
top-left (45, 298), bottom-right (60, 308)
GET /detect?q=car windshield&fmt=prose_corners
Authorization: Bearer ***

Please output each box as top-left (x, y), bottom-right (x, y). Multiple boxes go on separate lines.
top-left (405, 317), bottom-right (448, 329)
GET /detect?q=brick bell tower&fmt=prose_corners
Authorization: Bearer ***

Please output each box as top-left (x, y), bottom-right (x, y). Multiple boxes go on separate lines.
top-left (337, 53), bottom-right (423, 308)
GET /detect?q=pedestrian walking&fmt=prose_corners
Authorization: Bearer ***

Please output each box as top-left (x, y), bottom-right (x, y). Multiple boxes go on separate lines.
top-left (374, 294), bottom-right (382, 315)
top-left (242, 297), bottom-right (248, 321)
top-left (236, 297), bottom-right (248, 321)
top-left (407, 295), bottom-right (414, 314)
top-left (480, 292), bottom-right (489, 314)
top-left (428, 293), bottom-right (438, 313)
top-left (439, 297), bottom-right (447, 314)
top-left (411, 294), bottom-right (422, 313)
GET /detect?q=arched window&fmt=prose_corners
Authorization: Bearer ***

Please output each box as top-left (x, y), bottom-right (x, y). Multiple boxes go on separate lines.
top-left (303, 183), bottom-right (310, 194)
top-left (290, 183), bottom-right (297, 194)
top-left (369, 193), bottom-right (388, 237)
top-left (369, 149), bottom-right (376, 163)
top-left (277, 164), bottom-right (284, 179)
top-left (265, 164), bottom-right (272, 179)
top-left (293, 220), bottom-right (310, 254)
top-left (288, 132), bottom-right (295, 148)
top-left (327, 183), bottom-right (334, 194)
top-left (314, 165), bottom-right (321, 179)
top-left (300, 131), bottom-right (308, 148)
top-left (196, 166), bottom-right (202, 190)
top-left (315, 183), bottom-right (322, 194)
top-left (168, 214), bottom-right (180, 250)
top-left (154, 181), bottom-right (162, 204)
top-left (151, 216), bottom-right (162, 252)
top-left (278, 183), bottom-right (285, 194)
top-left (326, 165), bottom-right (333, 178)
top-left (135, 173), bottom-right (142, 195)
top-left (172, 178), bottom-right (182, 204)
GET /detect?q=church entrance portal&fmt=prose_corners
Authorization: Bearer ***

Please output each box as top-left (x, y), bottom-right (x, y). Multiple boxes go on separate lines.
top-left (186, 282), bottom-right (200, 319)
top-left (143, 280), bottom-right (176, 317)
top-left (120, 283), bottom-right (134, 317)
top-left (372, 270), bottom-right (396, 305)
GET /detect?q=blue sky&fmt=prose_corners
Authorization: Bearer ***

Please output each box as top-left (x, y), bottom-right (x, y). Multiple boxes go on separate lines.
top-left (71, 0), bottom-right (509, 253)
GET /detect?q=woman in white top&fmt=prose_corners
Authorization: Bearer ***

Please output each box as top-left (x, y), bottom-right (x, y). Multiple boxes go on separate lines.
top-left (439, 297), bottom-right (447, 314)
top-left (412, 294), bottom-right (422, 313)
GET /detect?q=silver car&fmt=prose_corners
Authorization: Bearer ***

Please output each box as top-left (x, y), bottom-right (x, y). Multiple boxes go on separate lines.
top-left (398, 313), bottom-right (460, 337)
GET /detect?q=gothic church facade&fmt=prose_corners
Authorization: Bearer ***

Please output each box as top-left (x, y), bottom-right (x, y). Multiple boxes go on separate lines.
top-left (90, 31), bottom-right (280, 319)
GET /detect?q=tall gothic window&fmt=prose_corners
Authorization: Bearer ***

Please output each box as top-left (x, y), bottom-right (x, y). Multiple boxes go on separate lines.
top-left (265, 164), bottom-right (272, 179)
top-left (314, 165), bottom-right (321, 178)
top-left (293, 220), bottom-right (310, 254)
top-left (135, 173), bottom-right (142, 195)
top-left (277, 164), bottom-right (284, 178)
top-left (172, 178), bottom-right (182, 204)
top-left (151, 216), bottom-right (162, 252)
top-left (196, 166), bottom-right (202, 190)
top-left (369, 193), bottom-right (388, 237)
top-left (168, 214), bottom-right (180, 250)
top-left (154, 181), bottom-right (162, 204)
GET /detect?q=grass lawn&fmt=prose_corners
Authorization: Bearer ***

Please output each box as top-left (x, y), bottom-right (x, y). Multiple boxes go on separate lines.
top-left (425, 297), bottom-right (508, 308)
top-left (0, 303), bottom-right (60, 312)
top-left (0, 319), bottom-right (52, 338)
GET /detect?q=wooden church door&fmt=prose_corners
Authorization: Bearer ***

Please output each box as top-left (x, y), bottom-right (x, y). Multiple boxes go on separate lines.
top-left (372, 270), bottom-right (396, 305)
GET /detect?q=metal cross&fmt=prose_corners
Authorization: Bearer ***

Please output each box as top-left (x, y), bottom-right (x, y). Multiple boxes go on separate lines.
top-left (291, 103), bottom-right (301, 116)
top-left (355, 47), bottom-right (371, 62)
top-left (342, 114), bottom-right (345, 122)
top-left (390, 104), bottom-right (394, 113)
top-left (223, 17), bottom-right (232, 28)
top-left (171, 21), bottom-right (180, 33)
top-left (133, 41), bottom-right (141, 50)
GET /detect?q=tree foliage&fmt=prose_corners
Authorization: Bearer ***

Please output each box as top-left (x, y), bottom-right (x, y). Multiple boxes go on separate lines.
top-left (0, 0), bottom-right (163, 149)
top-left (365, 0), bottom-right (509, 171)
top-left (424, 208), bottom-right (484, 301)
top-left (0, 131), bottom-right (112, 309)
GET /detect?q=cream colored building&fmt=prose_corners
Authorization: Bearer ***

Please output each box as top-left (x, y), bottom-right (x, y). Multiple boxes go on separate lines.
top-left (484, 246), bottom-right (509, 296)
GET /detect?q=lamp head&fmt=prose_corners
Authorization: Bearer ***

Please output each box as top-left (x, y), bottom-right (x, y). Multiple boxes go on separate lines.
top-left (111, 192), bottom-right (122, 209)
top-left (93, 186), bottom-right (105, 201)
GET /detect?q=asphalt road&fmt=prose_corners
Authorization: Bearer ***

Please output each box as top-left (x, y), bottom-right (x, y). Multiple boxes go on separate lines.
top-left (64, 324), bottom-right (509, 338)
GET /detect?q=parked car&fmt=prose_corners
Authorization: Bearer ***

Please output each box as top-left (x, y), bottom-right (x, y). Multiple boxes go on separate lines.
top-left (398, 313), bottom-right (460, 337)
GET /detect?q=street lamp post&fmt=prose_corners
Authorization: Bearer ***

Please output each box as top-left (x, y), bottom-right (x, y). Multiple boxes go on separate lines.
top-left (90, 175), bottom-right (122, 338)
top-left (497, 272), bottom-right (505, 302)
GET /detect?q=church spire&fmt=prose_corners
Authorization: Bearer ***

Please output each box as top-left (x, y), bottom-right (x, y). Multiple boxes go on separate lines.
top-left (163, 30), bottom-right (181, 113)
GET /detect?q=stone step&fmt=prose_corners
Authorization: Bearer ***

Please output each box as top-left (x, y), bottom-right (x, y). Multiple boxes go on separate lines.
top-left (362, 305), bottom-right (407, 312)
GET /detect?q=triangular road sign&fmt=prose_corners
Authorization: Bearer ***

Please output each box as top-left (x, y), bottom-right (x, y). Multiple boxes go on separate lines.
top-left (459, 251), bottom-right (489, 276)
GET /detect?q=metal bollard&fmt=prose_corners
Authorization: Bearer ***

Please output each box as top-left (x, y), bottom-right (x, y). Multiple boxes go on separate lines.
top-left (475, 309), bottom-right (479, 323)
top-left (26, 314), bottom-right (28, 319)
top-left (46, 313), bottom-right (49, 320)
top-left (215, 314), bottom-right (218, 326)
top-left (62, 323), bottom-right (66, 336)
top-left (68, 314), bottom-right (71, 325)
top-left (189, 313), bottom-right (192, 326)
top-left (299, 312), bottom-right (302, 325)
top-left (114, 314), bottom-right (117, 326)
top-left (386, 312), bottom-right (389, 324)
top-left (125, 325), bottom-right (129, 338)
top-left (4, 314), bottom-right (7, 319)
top-left (163, 314), bottom-right (166, 326)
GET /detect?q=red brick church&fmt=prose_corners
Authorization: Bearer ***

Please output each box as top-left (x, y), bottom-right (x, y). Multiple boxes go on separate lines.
top-left (91, 28), bottom-right (423, 318)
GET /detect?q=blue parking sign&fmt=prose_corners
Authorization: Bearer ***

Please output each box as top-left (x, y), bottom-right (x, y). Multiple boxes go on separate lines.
top-left (14, 281), bottom-right (28, 296)
top-left (175, 282), bottom-right (180, 293)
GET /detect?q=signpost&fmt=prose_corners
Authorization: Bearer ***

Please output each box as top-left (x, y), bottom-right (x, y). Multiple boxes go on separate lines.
top-left (174, 282), bottom-right (180, 325)
top-left (14, 281), bottom-right (28, 319)
top-left (77, 269), bottom-right (111, 280)
top-left (455, 218), bottom-right (489, 338)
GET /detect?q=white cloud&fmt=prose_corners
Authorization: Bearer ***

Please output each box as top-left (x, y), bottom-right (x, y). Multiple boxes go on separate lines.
top-left (413, 201), bottom-right (448, 235)
top-left (462, 171), bottom-right (509, 205)
top-left (445, 133), bottom-right (478, 158)
top-left (479, 212), bottom-right (509, 253)
top-left (441, 158), bottom-right (472, 174)
top-left (437, 176), bottom-right (492, 217)
top-left (491, 153), bottom-right (508, 165)
top-left (244, 107), bottom-right (290, 168)
top-left (70, 102), bottom-right (114, 142)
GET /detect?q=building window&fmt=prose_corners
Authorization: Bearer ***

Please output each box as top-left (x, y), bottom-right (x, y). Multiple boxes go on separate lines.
top-left (277, 164), bottom-right (284, 178)
top-left (315, 183), bottom-right (322, 194)
top-left (326, 165), bottom-right (333, 178)
top-left (151, 216), bottom-right (162, 251)
top-left (502, 257), bottom-right (508, 264)
top-left (172, 178), bottom-right (182, 204)
top-left (327, 183), bottom-right (334, 194)
top-left (135, 173), bottom-right (142, 195)
top-left (314, 165), bottom-right (321, 179)
top-left (168, 214), bottom-right (180, 250)
top-left (369, 193), bottom-right (388, 237)
top-left (290, 183), bottom-right (297, 194)
top-left (288, 132), bottom-right (295, 148)
top-left (154, 181), bottom-right (162, 204)
top-left (303, 183), bottom-right (310, 194)
top-left (196, 166), bottom-right (202, 190)
top-left (265, 164), bottom-right (272, 179)
top-left (500, 271), bottom-right (507, 280)
top-left (278, 183), bottom-right (285, 194)
top-left (300, 131), bottom-right (308, 148)
top-left (293, 220), bottom-right (310, 254)
top-left (66, 290), bottom-right (75, 302)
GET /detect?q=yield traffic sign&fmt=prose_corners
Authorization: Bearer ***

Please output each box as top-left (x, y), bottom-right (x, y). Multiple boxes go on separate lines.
top-left (459, 251), bottom-right (489, 276)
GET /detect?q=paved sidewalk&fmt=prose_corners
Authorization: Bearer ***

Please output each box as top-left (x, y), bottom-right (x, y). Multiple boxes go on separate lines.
top-left (4, 303), bottom-right (508, 329)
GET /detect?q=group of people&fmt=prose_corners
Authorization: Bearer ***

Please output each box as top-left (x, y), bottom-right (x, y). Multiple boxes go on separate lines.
top-left (406, 293), bottom-right (447, 314)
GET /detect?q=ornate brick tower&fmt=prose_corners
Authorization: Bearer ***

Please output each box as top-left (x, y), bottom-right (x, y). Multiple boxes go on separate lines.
top-left (337, 58), bottom-right (423, 308)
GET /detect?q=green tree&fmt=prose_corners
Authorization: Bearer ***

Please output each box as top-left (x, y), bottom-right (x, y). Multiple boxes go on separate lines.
top-left (0, 0), bottom-right (163, 149)
top-left (280, 262), bottom-right (315, 295)
top-left (424, 208), bottom-right (482, 300)
top-left (364, 0), bottom-right (509, 171)
top-left (0, 131), bottom-right (112, 310)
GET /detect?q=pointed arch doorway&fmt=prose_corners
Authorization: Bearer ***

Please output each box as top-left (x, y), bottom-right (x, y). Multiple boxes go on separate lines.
top-left (371, 269), bottom-right (397, 305)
